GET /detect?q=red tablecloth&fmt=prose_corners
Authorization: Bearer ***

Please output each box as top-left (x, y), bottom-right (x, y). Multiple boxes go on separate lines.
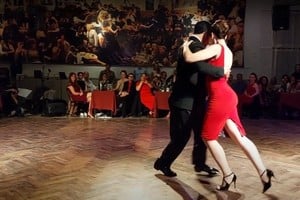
top-left (279, 92), bottom-right (300, 110)
top-left (91, 90), bottom-right (117, 115)
top-left (155, 91), bottom-right (170, 112)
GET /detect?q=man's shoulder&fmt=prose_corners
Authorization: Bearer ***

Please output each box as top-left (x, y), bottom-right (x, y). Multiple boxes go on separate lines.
top-left (188, 36), bottom-right (204, 50)
top-left (189, 35), bottom-right (201, 42)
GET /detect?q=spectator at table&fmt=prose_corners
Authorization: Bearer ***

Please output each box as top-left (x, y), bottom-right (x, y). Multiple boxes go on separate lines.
top-left (238, 72), bottom-right (260, 118)
top-left (99, 64), bottom-right (116, 85)
top-left (98, 73), bottom-right (109, 91)
top-left (117, 73), bottom-right (137, 117)
top-left (83, 71), bottom-right (97, 92)
top-left (288, 74), bottom-right (300, 93)
top-left (77, 71), bottom-right (86, 91)
top-left (291, 64), bottom-right (300, 81)
top-left (67, 72), bottom-right (93, 118)
top-left (136, 73), bottom-right (155, 117)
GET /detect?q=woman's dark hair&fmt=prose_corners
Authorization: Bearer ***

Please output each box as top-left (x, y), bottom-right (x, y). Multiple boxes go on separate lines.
top-left (68, 72), bottom-right (76, 83)
top-left (258, 76), bottom-right (269, 86)
top-left (250, 72), bottom-right (258, 82)
top-left (211, 19), bottom-right (230, 39)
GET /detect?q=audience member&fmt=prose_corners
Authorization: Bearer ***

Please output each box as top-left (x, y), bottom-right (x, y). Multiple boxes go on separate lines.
top-left (117, 73), bottom-right (137, 117)
top-left (136, 73), bottom-right (155, 117)
top-left (238, 72), bottom-right (260, 118)
top-left (98, 73), bottom-right (109, 91)
top-left (288, 74), bottom-right (300, 93)
top-left (279, 74), bottom-right (290, 93)
top-left (99, 64), bottom-right (116, 85)
top-left (114, 70), bottom-right (128, 93)
top-left (2, 87), bottom-right (25, 117)
top-left (231, 73), bottom-right (247, 95)
top-left (77, 71), bottom-right (86, 91)
top-left (291, 64), bottom-right (300, 81)
top-left (83, 71), bottom-right (97, 92)
top-left (67, 72), bottom-right (93, 118)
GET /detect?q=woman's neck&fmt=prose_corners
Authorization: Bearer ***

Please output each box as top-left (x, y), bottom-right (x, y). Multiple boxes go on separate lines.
top-left (217, 39), bottom-right (226, 45)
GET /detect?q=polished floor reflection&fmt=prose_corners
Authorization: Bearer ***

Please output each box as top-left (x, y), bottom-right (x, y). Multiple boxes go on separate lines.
top-left (0, 116), bottom-right (299, 200)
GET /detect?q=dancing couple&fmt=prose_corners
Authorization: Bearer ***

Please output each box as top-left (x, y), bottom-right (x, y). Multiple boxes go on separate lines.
top-left (155, 20), bottom-right (274, 193)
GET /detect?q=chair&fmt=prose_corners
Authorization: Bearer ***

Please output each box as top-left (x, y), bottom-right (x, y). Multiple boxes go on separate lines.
top-left (66, 89), bottom-right (86, 116)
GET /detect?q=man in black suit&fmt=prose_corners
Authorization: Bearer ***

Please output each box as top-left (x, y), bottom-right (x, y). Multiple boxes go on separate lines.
top-left (154, 21), bottom-right (225, 177)
top-left (118, 73), bottom-right (137, 117)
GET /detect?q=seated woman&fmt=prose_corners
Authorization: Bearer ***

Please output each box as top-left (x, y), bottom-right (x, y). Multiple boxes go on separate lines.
top-left (288, 74), bottom-right (300, 93)
top-left (136, 73), bottom-right (155, 117)
top-left (238, 72), bottom-right (260, 118)
top-left (67, 72), bottom-right (93, 118)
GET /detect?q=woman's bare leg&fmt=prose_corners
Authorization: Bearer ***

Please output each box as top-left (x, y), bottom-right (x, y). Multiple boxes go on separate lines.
top-left (224, 119), bottom-right (267, 181)
top-left (87, 92), bottom-right (94, 118)
top-left (205, 139), bottom-right (236, 189)
top-left (206, 140), bottom-right (232, 177)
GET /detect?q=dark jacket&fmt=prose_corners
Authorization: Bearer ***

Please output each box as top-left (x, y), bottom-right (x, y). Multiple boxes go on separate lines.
top-left (169, 35), bottom-right (224, 110)
top-left (122, 80), bottom-right (137, 96)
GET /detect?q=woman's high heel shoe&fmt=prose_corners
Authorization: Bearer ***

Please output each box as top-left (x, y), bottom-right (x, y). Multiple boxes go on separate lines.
top-left (217, 172), bottom-right (237, 191)
top-left (261, 169), bottom-right (274, 193)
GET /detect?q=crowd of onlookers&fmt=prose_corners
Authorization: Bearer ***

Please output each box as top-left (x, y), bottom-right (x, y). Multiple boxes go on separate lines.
top-left (66, 64), bottom-right (176, 118)
top-left (0, 63), bottom-right (299, 119)
top-left (64, 63), bottom-right (300, 119)
top-left (228, 64), bottom-right (300, 119)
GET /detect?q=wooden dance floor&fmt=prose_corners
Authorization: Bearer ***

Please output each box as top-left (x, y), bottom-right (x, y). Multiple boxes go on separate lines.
top-left (0, 116), bottom-right (299, 200)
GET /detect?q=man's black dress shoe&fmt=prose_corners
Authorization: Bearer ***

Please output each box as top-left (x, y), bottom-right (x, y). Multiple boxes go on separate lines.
top-left (194, 164), bottom-right (219, 176)
top-left (154, 159), bottom-right (177, 177)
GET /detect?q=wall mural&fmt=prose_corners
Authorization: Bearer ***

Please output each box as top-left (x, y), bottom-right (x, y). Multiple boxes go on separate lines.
top-left (0, 0), bottom-right (245, 68)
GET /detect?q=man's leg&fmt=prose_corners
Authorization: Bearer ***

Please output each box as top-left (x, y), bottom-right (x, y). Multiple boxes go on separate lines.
top-left (191, 104), bottom-right (219, 175)
top-left (154, 105), bottom-right (192, 177)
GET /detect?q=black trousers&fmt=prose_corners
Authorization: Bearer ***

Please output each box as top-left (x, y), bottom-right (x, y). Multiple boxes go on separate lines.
top-left (158, 103), bottom-right (207, 168)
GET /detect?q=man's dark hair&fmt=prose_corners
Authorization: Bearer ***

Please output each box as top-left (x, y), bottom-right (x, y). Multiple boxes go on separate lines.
top-left (194, 21), bottom-right (211, 34)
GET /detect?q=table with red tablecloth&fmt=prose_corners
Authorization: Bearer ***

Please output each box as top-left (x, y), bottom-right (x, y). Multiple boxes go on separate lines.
top-left (278, 92), bottom-right (300, 111)
top-left (154, 91), bottom-right (170, 117)
top-left (91, 90), bottom-right (117, 115)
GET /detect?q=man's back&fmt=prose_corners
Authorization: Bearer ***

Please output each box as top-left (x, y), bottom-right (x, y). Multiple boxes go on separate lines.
top-left (169, 36), bottom-right (208, 110)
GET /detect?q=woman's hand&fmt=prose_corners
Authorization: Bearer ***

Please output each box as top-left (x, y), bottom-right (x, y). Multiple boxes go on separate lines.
top-left (224, 68), bottom-right (231, 79)
top-left (182, 40), bottom-right (192, 54)
top-left (182, 40), bottom-right (193, 62)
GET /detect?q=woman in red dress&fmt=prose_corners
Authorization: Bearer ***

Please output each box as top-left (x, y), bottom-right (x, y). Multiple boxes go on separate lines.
top-left (136, 73), bottom-right (155, 117)
top-left (67, 72), bottom-right (93, 118)
top-left (238, 73), bottom-right (260, 115)
top-left (183, 20), bottom-right (274, 193)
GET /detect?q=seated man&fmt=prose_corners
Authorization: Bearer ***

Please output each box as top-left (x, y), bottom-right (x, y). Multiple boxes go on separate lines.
top-left (2, 87), bottom-right (25, 117)
top-left (117, 73), bottom-right (137, 117)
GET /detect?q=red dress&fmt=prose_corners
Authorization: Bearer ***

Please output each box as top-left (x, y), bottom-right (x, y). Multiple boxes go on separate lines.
top-left (239, 83), bottom-right (257, 104)
top-left (136, 81), bottom-right (155, 111)
top-left (68, 83), bottom-right (87, 102)
top-left (202, 45), bottom-right (246, 140)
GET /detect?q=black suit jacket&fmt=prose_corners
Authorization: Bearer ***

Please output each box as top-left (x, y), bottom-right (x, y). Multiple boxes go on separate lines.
top-left (122, 80), bottom-right (137, 96)
top-left (169, 35), bottom-right (224, 110)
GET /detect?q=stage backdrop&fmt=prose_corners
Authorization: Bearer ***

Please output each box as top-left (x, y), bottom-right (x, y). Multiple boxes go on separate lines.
top-left (0, 0), bottom-right (245, 68)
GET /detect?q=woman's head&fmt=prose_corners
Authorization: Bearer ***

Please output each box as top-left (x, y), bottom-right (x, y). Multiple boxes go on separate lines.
top-left (249, 72), bottom-right (258, 83)
top-left (68, 72), bottom-right (77, 83)
top-left (120, 70), bottom-right (127, 79)
top-left (211, 20), bottom-right (230, 39)
top-left (140, 73), bottom-right (149, 81)
top-left (259, 76), bottom-right (269, 86)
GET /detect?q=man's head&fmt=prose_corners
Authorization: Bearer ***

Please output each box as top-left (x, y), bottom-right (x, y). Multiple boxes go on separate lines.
top-left (194, 21), bottom-right (211, 34)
